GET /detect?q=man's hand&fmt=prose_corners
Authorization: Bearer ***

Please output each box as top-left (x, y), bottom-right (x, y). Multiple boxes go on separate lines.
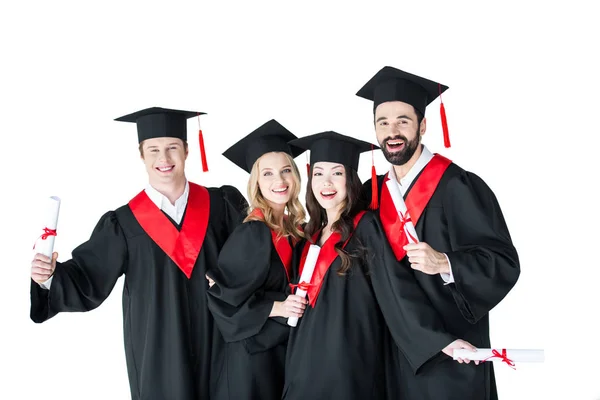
top-left (31, 252), bottom-right (57, 285)
top-left (403, 242), bottom-right (449, 275)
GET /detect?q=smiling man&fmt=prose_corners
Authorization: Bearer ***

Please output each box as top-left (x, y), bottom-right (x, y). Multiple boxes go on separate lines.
top-left (29, 107), bottom-right (248, 400)
top-left (357, 67), bottom-right (521, 400)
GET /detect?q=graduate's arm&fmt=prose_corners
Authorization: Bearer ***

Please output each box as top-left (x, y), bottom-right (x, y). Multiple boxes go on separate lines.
top-left (220, 185), bottom-right (249, 236)
top-left (207, 222), bottom-right (285, 342)
top-left (363, 213), bottom-right (457, 374)
top-left (30, 211), bottom-right (128, 323)
top-left (442, 172), bottom-right (520, 324)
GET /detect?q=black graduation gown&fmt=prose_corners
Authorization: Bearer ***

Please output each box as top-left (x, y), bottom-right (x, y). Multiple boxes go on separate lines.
top-left (283, 211), bottom-right (455, 400)
top-left (206, 221), bottom-right (291, 400)
top-left (30, 185), bottom-right (248, 400)
top-left (363, 163), bottom-right (520, 400)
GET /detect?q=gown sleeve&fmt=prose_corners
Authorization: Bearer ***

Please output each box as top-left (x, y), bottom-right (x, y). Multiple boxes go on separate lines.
top-left (207, 221), bottom-right (287, 347)
top-left (362, 212), bottom-right (457, 374)
top-left (30, 211), bottom-right (128, 323)
top-left (443, 171), bottom-right (520, 324)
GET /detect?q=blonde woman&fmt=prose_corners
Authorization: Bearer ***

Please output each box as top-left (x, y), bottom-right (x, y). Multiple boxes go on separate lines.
top-left (206, 120), bottom-right (307, 400)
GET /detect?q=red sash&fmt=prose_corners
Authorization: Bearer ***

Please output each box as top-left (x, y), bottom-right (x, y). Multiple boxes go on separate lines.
top-left (249, 208), bottom-right (293, 281)
top-left (379, 154), bottom-right (451, 261)
top-left (298, 211), bottom-right (366, 307)
top-left (128, 183), bottom-right (210, 279)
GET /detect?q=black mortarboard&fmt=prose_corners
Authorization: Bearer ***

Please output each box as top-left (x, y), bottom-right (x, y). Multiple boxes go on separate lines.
top-left (288, 131), bottom-right (378, 172)
top-left (356, 66), bottom-right (452, 147)
top-left (115, 107), bottom-right (204, 143)
top-left (115, 106), bottom-right (210, 171)
top-left (222, 119), bottom-right (303, 173)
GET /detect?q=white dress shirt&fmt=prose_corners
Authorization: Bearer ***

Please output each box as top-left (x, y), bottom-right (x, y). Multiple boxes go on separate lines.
top-left (39, 181), bottom-right (190, 289)
top-left (388, 146), bottom-right (455, 284)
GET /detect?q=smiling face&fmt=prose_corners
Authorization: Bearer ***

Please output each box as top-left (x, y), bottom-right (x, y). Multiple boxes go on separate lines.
top-left (256, 151), bottom-right (297, 209)
top-left (311, 161), bottom-right (347, 215)
top-left (141, 137), bottom-right (188, 187)
top-left (374, 100), bottom-right (426, 166)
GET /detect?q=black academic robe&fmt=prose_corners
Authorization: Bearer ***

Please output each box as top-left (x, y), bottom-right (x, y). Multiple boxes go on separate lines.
top-left (206, 221), bottom-right (292, 400)
top-left (363, 162), bottom-right (520, 400)
top-left (283, 211), bottom-right (456, 400)
top-left (30, 184), bottom-right (248, 400)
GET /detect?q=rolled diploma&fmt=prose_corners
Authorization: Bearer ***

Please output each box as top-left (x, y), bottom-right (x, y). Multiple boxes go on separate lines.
top-left (453, 348), bottom-right (545, 362)
top-left (287, 244), bottom-right (321, 327)
top-left (36, 196), bottom-right (61, 258)
top-left (385, 179), bottom-right (418, 243)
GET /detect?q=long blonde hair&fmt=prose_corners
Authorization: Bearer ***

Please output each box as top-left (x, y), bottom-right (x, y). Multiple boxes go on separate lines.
top-left (244, 152), bottom-right (305, 242)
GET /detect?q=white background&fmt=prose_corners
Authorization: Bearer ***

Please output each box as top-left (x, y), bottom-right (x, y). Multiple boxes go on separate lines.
top-left (1, 1), bottom-right (598, 399)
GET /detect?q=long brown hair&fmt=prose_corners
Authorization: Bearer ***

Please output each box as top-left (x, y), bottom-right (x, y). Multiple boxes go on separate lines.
top-left (305, 164), bottom-right (367, 274)
top-left (244, 152), bottom-right (305, 242)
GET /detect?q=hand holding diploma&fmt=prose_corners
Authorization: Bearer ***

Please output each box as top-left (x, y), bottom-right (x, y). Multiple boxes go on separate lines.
top-left (453, 348), bottom-right (545, 369)
top-left (287, 244), bottom-right (321, 327)
top-left (442, 339), bottom-right (480, 364)
top-left (31, 196), bottom-right (61, 285)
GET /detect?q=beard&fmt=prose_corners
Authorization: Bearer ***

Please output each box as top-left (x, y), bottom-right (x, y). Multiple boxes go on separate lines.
top-left (380, 128), bottom-right (421, 166)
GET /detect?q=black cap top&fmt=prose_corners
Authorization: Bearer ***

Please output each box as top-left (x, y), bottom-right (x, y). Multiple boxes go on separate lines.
top-left (356, 66), bottom-right (448, 116)
top-left (115, 107), bottom-right (205, 143)
top-left (222, 119), bottom-right (303, 173)
top-left (288, 131), bottom-right (378, 172)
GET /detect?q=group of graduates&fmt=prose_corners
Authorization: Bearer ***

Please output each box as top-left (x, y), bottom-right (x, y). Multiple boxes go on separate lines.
top-left (29, 66), bottom-right (520, 400)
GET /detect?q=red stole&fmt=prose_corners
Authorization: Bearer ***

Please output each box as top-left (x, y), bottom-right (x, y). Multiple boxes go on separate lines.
top-left (298, 211), bottom-right (366, 307)
top-left (379, 154), bottom-right (451, 261)
top-left (128, 183), bottom-right (210, 279)
top-left (249, 208), bottom-right (293, 281)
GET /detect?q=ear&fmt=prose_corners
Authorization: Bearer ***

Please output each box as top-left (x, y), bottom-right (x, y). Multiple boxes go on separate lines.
top-left (420, 117), bottom-right (427, 137)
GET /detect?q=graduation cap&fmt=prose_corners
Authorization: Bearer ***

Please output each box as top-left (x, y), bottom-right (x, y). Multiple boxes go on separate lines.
top-left (222, 119), bottom-right (304, 173)
top-left (356, 66), bottom-right (452, 148)
top-left (289, 131), bottom-right (381, 209)
top-left (115, 107), bottom-right (210, 172)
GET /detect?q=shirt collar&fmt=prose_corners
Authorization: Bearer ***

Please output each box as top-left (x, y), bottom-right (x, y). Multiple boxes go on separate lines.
top-left (145, 180), bottom-right (189, 212)
top-left (388, 145), bottom-right (434, 189)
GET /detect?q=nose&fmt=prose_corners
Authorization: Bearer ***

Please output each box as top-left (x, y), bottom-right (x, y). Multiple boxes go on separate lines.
top-left (158, 150), bottom-right (169, 162)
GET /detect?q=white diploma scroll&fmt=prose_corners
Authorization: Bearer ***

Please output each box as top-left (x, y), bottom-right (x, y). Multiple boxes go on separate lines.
top-left (34, 196), bottom-right (61, 258)
top-left (287, 244), bottom-right (321, 327)
top-left (385, 179), bottom-right (419, 243)
top-left (453, 348), bottom-right (545, 364)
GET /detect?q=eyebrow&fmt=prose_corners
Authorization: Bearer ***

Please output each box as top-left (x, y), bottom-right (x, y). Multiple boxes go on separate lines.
top-left (146, 142), bottom-right (180, 149)
top-left (331, 165), bottom-right (343, 170)
top-left (375, 114), bottom-right (413, 123)
top-left (260, 165), bottom-right (291, 173)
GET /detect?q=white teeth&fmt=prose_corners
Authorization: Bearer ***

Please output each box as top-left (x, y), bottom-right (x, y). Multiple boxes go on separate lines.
top-left (322, 191), bottom-right (336, 196)
top-left (157, 166), bottom-right (174, 172)
top-left (388, 141), bottom-right (403, 145)
top-left (272, 187), bottom-right (288, 193)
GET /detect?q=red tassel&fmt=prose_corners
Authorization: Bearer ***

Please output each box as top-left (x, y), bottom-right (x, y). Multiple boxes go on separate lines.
top-left (438, 83), bottom-right (451, 149)
top-left (440, 103), bottom-right (450, 148)
top-left (369, 144), bottom-right (378, 210)
top-left (198, 129), bottom-right (209, 172)
top-left (369, 165), bottom-right (378, 210)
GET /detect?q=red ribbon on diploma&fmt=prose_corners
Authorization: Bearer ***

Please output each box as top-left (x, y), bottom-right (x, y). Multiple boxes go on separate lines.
top-left (33, 227), bottom-right (57, 250)
top-left (398, 210), bottom-right (418, 243)
top-left (484, 349), bottom-right (516, 369)
top-left (289, 281), bottom-right (312, 291)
